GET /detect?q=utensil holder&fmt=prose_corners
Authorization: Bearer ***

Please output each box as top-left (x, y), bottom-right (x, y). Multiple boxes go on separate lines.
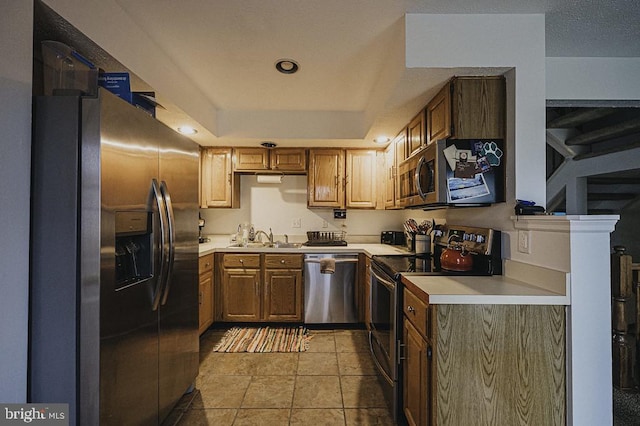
top-left (415, 234), bottom-right (431, 255)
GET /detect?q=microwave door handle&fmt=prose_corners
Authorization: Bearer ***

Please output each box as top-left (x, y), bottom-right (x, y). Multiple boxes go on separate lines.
top-left (415, 156), bottom-right (427, 200)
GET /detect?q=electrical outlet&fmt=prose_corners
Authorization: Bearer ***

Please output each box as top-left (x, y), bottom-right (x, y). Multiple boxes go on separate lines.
top-left (292, 218), bottom-right (301, 228)
top-left (322, 220), bottom-right (329, 228)
top-left (518, 230), bottom-right (531, 254)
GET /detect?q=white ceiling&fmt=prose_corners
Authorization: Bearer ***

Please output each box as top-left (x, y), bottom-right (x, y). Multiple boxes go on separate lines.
top-left (43, 0), bottom-right (640, 148)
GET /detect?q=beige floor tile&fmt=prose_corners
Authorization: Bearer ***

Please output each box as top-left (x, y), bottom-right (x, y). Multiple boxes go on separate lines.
top-left (344, 408), bottom-right (394, 425)
top-left (341, 376), bottom-right (389, 408)
top-left (337, 352), bottom-right (378, 376)
top-left (297, 352), bottom-right (339, 375)
top-left (241, 376), bottom-right (295, 408)
top-left (293, 376), bottom-right (343, 408)
top-left (335, 332), bottom-right (370, 353)
top-left (234, 408), bottom-right (290, 426)
top-left (192, 375), bottom-right (251, 408)
top-left (306, 333), bottom-right (337, 352)
top-left (290, 408), bottom-right (346, 425)
top-left (177, 408), bottom-right (237, 426)
top-left (199, 352), bottom-right (298, 376)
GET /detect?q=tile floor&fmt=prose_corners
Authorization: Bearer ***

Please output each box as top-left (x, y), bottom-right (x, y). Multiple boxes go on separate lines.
top-left (172, 328), bottom-right (394, 425)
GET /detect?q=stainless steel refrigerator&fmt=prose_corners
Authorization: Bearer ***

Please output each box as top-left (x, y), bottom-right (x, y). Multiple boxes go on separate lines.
top-left (29, 89), bottom-right (200, 425)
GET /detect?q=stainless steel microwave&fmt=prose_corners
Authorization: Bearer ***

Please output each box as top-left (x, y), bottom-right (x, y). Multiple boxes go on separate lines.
top-left (397, 139), bottom-right (505, 208)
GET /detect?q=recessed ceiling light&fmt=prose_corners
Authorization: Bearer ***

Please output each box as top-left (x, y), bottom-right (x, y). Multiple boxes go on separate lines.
top-left (261, 141), bottom-right (277, 148)
top-left (177, 126), bottom-right (197, 135)
top-left (374, 136), bottom-right (391, 144)
top-left (275, 59), bottom-right (300, 74)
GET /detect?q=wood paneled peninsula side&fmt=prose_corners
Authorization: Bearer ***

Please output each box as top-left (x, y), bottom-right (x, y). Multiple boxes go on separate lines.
top-left (400, 260), bottom-right (569, 426)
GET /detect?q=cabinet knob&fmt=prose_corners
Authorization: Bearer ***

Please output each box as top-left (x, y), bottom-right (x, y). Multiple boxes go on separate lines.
top-left (280, 259), bottom-right (285, 264)
top-left (205, 262), bottom-right (210, 267)
top-left (239, 259), bottom-right (244, 264)
top-left (407, 305), bottom-right (415, 313)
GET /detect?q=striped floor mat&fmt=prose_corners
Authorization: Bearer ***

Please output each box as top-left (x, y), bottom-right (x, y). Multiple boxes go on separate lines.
top-left (212, 326), bottom-right (311, 353)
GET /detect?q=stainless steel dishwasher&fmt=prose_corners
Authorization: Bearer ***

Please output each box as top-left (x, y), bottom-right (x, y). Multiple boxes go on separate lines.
top-left (304, 253), bottom-right (359, 323)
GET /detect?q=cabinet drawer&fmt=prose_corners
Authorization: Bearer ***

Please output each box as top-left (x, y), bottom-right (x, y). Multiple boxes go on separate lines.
top-left (223, 254), bottom-right (261, 268)
top-left (403, 287), bottom-right (428, 338)
top-left (264, 254), bottom-right (303, 269)
top-left (199, 254), bottom-right (214, 273)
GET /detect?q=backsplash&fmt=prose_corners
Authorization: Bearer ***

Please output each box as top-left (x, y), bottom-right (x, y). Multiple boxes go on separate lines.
top-left (199, 175), bottom-right (405, 239)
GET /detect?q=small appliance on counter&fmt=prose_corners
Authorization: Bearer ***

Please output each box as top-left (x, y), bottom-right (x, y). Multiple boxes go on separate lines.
top-left (198, 214), bottom-right (209, 243)
top-left (380, 231), bottom-right (406, 246)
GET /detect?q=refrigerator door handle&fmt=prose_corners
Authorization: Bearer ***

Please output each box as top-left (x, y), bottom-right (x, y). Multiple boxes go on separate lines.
top-left (160, 181), bottom-right (176, 306)
top-left (152, 179), bottom-right (168, 311)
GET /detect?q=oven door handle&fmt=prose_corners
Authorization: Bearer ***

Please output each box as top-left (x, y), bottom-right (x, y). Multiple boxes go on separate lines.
top-left (371, 267), bottom-right (396, 291)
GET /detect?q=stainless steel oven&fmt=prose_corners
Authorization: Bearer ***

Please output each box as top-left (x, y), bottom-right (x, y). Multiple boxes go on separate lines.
top-left (369, 260), bottom-right (401, 422)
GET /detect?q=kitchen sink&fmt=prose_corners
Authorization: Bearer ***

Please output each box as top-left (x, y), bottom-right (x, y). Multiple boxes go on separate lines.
top-left (273, 242), bottom-right (302, 249)
top-left (226, 242), bottom-right (268, 248)
top-left (226, 241), bottom-right (302, 249)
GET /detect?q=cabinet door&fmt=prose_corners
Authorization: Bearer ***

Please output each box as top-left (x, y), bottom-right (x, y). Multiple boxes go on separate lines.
top-left (346, 149), bottom-right (377, 209)
top-left (198, 270), bottom-right (213, 334)
top-left (308, 149), bottom-right (345, 208)
top-left (270, 148), bottom-right (307, 172)
top-left (264, 269), bottom-right (303, 322)
top-left (451, 76), bottom-right (506, 139)
top-left (222, 268), bottom-right (261, 321)
top-left (407, 111), bottom-right (425, 156)
top-left (403, 318), bottom-right (429, 426)
top-left (383, 142), bottom-right (396, 209)
top-left (200, 148), bottom-right (237, 208)
top-left (234, 148), bottom-right (269, 171)
top-left (426, 83), bottom-right (451, 144)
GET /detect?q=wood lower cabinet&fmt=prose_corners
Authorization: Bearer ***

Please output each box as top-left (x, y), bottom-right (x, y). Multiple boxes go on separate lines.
top-left (401, 283), bottom-right (566, 426)
top-left (220, 253), bottom-right (303, 322)
top-left (200, 147), bottom-right (239, 208)
top-left (198, 254), bottom-right (214, 335)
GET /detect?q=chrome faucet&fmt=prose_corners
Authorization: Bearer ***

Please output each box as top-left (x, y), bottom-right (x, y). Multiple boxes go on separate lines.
top-left (254, 228), bottom-right (273, 245)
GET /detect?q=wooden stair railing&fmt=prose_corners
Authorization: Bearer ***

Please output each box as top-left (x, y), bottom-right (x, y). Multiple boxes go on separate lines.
top-left (612, 245), bottom-right (640, 391)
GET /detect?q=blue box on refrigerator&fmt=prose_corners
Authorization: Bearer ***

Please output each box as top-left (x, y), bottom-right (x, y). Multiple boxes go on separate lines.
top-left (132, 92), bottom-right (156, 118)
top-left (98, 72), bottom-right (132, 103)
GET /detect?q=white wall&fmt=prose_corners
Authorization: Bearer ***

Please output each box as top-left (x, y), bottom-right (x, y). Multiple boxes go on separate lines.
top-left (200, 175), bottom-right (405, 241)
top-left (0, 0), bottom-right (33, 403)
top-left (546, 57), bottom-right (640, 100)
top-left (405, 14), bottom-right (547, 213)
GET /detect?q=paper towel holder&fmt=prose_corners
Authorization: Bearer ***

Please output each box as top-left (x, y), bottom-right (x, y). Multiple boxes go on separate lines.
top-left (256, 172), bottom-right (284, 184)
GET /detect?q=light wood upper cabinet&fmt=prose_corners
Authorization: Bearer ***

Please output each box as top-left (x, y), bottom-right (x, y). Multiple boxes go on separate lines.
top-left (451, 76), bottom-right (505, 139)
top-left (407, 111), bottom-right (426, 156)
top-left (426, 83), bottom-right (451, 144)
top-left (234, 147), bottom-right (269, 171)
top-left (200, 147), bottom-right (239, 208)
top-left (270, 148), bottom-right (307, 172)
top-left (346, 149), bottom-right (378, 209)
top-left (308, 148), bottom-right (380, 209)
top-left (426, 76), bottom-right (506, 145)
top-left (384, 129), bottom-right (407, 209)
top-left (234, 147), bottom-right (306, 172)
top-left (307, 149), bottom-right (345, 208)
